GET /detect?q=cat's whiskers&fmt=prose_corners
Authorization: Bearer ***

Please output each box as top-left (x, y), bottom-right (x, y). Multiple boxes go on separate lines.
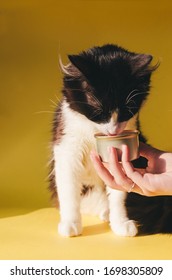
top-left (55, 94), bottom-right (61, 100)
top-left (67, 93), bottom-right (103, 109)
top-left (126, 99), bottom-right (137, 106)
top-left (54, 94), bottom-right (61, 102)
top-left (34, 110), bottom-right (55, 115)
top-left (125, 89), bottom-right (139, 104)
top-left (126, 92), bottom-right (147, 105)
top-left (50, 102), bottom-right (58, 110)
top-left (86, 92), bottom-right (103, 108)
top-left (127, 109), bottom-right (135, 117)
top-left (126, 106), bottom-right (139, 109)
top-left (90, 109), bottom-right (103, 120)
top-left (49, 99), bottom-right (58, 107)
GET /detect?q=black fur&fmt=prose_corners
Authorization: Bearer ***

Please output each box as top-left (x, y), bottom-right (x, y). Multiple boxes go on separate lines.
top-left (64, 44), bottom-right (155, 125)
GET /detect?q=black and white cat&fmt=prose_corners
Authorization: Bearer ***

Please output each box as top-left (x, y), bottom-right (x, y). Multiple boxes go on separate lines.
top-left (50, 44), bottom-right (172, 237)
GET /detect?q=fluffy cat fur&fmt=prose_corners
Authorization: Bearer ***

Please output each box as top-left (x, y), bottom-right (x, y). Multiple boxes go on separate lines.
top-left (50, 44), bottom-right (172, 237)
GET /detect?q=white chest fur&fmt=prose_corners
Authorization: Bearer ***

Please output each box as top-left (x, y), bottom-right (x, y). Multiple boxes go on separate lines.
top-left (54, 100), bottom-right (103, 187)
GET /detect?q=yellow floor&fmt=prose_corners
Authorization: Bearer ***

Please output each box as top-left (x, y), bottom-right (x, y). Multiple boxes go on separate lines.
top-left (0, 208), bottom-right (171, 260)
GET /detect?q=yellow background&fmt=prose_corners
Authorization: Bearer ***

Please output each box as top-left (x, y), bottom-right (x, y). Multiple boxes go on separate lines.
top-left (0, 0), bottom-right (172, 260)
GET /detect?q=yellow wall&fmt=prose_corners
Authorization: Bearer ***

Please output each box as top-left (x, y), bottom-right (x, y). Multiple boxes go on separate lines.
top-left (1, 0), bottom-right (172, 209)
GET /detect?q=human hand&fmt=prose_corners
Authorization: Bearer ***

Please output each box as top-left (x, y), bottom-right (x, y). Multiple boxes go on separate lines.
top-left (122, 142), bottom-right (172, 196)
top-left (90, 143), bottom-right (172, 196)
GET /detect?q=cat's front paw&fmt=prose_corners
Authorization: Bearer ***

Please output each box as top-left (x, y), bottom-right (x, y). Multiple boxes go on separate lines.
top-left (110, 220), bottom-right (138, 237)
top-left (58, 221), bottom-right (82, 237)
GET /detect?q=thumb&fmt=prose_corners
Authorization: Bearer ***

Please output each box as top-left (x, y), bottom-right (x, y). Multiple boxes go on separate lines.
top-left (139, 142), bottom-right (157, 160)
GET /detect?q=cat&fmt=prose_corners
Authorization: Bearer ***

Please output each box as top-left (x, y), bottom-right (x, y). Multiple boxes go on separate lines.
top-left (50, 44), bottom-right (172, 237)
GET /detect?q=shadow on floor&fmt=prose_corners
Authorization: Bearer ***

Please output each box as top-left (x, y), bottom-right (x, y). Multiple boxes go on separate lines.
top-left (0, 207), bottom-right (43, 219)
top-left (82, 222), bottom-right (110, 236)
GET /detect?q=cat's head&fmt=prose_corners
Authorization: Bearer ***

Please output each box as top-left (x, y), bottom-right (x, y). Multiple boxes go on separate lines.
top-left (61, 44), bottom-right (158, 135)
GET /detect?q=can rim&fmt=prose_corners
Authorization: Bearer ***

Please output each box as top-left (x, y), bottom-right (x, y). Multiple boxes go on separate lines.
top-left (94, 130), bottom-right (139, 140)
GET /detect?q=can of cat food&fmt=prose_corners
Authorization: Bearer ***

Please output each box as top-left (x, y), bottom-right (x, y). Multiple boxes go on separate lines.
top-left (94, 130), bottom-right (139, 162)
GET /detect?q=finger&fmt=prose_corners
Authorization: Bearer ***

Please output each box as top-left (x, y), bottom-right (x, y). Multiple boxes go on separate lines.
top-left (122, 160), bottom-right (153, 195)
top-left (108, 147), bottom-right (124, 177)
top-left (122, 156), bottom-right (144, 183)
top-left (139, 142), bottom-right (162, 160)
top-left (121, 144), bottom-right (147, 181)
top-left (121, 144), bottom-right (130, 162)
top-left (90, 150), bottom-right (115, 186)
top-left (121, 145), bottom-right (134, 174)
top-left (109, 147), bottom-right (134, 189)
top-left (90, 150), bottom-right (129, 191)
top-left (120, 145), bottom-right (160, 196)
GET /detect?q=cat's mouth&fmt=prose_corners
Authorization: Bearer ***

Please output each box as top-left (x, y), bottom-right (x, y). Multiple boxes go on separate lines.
top-left (107, 132), bottom-right (118, 136)
top-left (105, 121), bottom-right (127, 136)
top-left (96, 120), bottom-right (128, 136)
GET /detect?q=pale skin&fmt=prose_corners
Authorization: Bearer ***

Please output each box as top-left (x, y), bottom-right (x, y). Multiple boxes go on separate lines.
top-left (90, 142), bottom-right (172, 196)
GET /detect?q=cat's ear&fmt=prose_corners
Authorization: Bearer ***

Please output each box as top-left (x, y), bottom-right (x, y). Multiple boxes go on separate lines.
top-left (132, 54), bottom-right (153, 68)
top-left (131, 54), bottom-right (159, 75)
top-left (68, 55), bottom-right (91, 77)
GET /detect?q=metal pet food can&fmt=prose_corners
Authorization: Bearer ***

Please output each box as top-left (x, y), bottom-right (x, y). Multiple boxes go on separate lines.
top-left (94, 130), bottom-right (139, 162)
